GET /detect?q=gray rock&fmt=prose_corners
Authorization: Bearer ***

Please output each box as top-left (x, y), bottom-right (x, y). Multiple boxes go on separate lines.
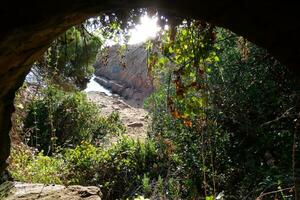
top-left (1, 181), bottom-right (102, 200)
top-left (94, 44), bottom-right (154, 105)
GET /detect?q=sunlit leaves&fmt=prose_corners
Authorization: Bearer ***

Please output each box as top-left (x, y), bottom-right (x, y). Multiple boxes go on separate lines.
top-left (148, 20), bottom-right (219, 127)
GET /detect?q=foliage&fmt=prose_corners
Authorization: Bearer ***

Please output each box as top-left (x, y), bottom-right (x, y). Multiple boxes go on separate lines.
top-left (8, 148), bottom-right (65, 184)
top-left (23, 85), bottom-right (125, 153)
top-left (62, 142), bottom-right (101, 184)
top-left (206, 29), bottom-right (298, 198)
top-left (148, 20), bottom-right (218, 125)
top-left (9, 15), bottom-right (300, 200)
top-left (145, 84), bottom-right (230, 198)
top-left (145, 21), bottom-right (299, 199)
top-left (93, 111), bottom-right (126, 144)
top-left (141, 174), bottom-right (151, 196)
top-left (64, 137), bottom-right (165, 199)
top-left (33, 26), bottom-right (101, 90)
top-left (10, 136), bottom-right (170, 199)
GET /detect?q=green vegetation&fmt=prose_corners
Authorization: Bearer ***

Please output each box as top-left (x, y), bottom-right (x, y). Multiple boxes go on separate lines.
top-left (9, 137), bottom-right (165, 199)
top-left (8, 16), bottom-right (299, 200)
top-left (9, 149), bottom-right (65, 184)
top-left (33, 26), bottom-right (101, 90)
top-left (144, 23), bottom-right (298, 199)
top-left (23, 85), bottom-right (125, 153)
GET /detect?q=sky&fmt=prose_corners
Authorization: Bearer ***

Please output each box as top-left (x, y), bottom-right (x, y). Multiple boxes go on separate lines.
top-left (127, 15), bottom-right (161, 44)
top-left (104, 14), bottom-right (162, 46)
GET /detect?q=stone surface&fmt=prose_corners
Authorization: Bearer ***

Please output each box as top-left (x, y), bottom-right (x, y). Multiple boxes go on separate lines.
top-left (86, 91), bottom-right (150, 142)
top-left (0, 181), bottom-right (102, 200)
top-left (94, 44), bottom-right (154, 105)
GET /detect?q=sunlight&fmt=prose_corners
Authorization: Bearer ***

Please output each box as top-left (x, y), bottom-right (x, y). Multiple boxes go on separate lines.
top-left (100, 14), bottom-right (163, 46)
top-left (127, 15), bottom-right (161, 44)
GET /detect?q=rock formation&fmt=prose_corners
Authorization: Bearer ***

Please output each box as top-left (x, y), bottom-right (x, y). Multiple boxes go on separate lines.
top-left (0, 181), bottom-right (102, 200)
top-left (94, 45), bottom-right (154, 106)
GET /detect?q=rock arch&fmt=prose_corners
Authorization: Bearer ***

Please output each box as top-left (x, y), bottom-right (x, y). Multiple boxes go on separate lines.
top-left (1, 0), bottom-right (300, 175)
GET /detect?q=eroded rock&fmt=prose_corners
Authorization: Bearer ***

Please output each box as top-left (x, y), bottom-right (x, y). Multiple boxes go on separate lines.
top-left (94, 45), bottom-right (154, 105)
top-left (1, 182), bottom-right (102, 200)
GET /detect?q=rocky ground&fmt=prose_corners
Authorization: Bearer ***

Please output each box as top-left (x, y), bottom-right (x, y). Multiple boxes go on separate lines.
top-left (86, 91), bottom-right (150, 141)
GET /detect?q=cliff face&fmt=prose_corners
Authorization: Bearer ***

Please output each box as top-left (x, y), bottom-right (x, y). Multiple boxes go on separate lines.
top-left (94, 45), bottom-right (154, 105)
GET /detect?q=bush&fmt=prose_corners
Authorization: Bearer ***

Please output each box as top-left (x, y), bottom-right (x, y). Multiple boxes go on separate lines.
top-left (145, 27), bottom-right (298, 199)
top-left (9, 137), bottom-right (169, 200)
top-left (23, 85), bottom-right (125, 153)
top-left (34, 26), bottom-right (101, 90)
top-left (8, 148), bottom-right (65, 184)
top-left (63, 136), bottom-right (166, 199)
top-left (93, 111), bottom-right (126, 145)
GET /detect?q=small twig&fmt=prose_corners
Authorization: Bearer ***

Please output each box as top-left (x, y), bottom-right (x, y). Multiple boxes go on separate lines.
top-left (256, 186), bottom-right (294, 200)
top-left (36, 184), bottom-right (46, 199)
top-left (81, 25), bottom-right (103, 46)
top-left (293, 111), bottom-right (300, 199)
top-left (260, 107), bottom-right (295, 127)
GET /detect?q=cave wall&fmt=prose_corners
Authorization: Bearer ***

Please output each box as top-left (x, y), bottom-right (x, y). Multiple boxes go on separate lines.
top-left (0, 0), bottom-right (300, 182)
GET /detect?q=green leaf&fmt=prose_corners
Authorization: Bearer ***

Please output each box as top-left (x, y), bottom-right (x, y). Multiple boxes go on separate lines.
top-left (205, 195), bottom-right (214, 200)
top-left (214, 56), bottom-right (220, 62)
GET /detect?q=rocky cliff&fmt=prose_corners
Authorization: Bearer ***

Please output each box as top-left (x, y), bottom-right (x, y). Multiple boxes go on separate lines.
top-left (94, 44), bottom-right (154, 106)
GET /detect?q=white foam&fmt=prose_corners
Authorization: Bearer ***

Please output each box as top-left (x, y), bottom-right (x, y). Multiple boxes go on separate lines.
top-left (84, 75), bottom-right (112, 96)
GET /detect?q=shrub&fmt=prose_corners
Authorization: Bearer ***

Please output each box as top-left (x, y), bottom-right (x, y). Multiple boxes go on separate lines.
top-left (145, 27), bottom-right (298, 199)
top-left (63, 136), bottom-right (166, 199)
top-left (9, 148), bottom-right (65, 184)
top-left (63, 141), bottom-right (101, 184)
top-left (23, 85), bottom-right (125, 153)
top-left (9, 137), bottom-right (168, 200)
top-left (93, 111), bottom-right (126, 145)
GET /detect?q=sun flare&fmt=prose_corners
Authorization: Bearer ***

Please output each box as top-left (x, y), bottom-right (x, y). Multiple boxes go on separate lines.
top-left (127, 15), bottom-right (161, 44)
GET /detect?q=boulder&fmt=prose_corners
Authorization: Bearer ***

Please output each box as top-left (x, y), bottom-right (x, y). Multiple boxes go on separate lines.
top-left (1, 181), bottom-right (102, 200)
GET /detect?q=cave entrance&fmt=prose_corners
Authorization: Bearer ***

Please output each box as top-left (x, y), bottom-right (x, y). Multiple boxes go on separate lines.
top-left (4, 9), bottom-right (300, 199)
